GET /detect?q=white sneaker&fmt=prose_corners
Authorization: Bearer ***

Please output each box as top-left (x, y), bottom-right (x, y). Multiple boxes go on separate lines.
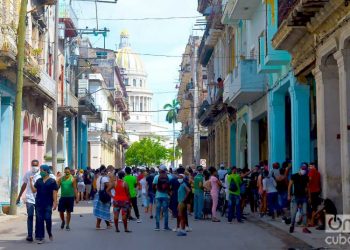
top-left (185, 227), bottom-right (192, 232)
top-left (172, 228), bottom-right (179, 232)
top-left (137, 219), bottom-right (142, 223)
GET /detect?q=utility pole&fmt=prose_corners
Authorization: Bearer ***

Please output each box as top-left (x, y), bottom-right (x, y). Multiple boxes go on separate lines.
top-left (9, 0), bottom-right (28, 215)
top-left (52, 0), bottom-right (60, 174)
top-left (192, 37), bottom-right (200, 166)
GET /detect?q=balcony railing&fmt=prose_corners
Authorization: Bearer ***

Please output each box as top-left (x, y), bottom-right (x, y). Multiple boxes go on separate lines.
top-left (226, 59), bottom-right (265, 108)
top-left (0, 25), bottom-right (17, 66)
top-left (59, 2), bottom-right (78, 37)
top-left (278, 0), bottom-right (299, 27)
top-left (38, 70), bottom-right (56, 100)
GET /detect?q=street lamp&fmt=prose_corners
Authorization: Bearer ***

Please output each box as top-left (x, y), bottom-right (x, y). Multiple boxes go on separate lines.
top-left (88, 87), bottom-right (116, 95)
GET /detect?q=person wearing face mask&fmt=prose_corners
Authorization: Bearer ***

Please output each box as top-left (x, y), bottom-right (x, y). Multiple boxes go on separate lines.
top-left (177, 174), bottom-right (190, 236)
top-left (288, 164), bottom-right (311, 234)
top-left (57, 167), bottom-right (79, 231)
top-left (29, 165), bottom-right (58, 244)
top-left (16, 159), bottom-right (41, 242)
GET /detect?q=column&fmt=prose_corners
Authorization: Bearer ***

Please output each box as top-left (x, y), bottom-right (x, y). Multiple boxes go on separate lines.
top-left (248, 119), bottom-right (259, 168)
top-left (335, 49), bottom-right (350, 214)
top-left (268, 91), bottom-right (286, 168)
top-left (0, 97), bottom-right (14, 184)
top-left (314, 62), bottom-right (342, 211)
top-left (289, 82), bottom-right (311, 173)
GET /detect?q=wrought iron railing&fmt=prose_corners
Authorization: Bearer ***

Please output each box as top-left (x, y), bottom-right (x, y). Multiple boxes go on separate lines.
top-left (278, 0), bottom-right (299, 27)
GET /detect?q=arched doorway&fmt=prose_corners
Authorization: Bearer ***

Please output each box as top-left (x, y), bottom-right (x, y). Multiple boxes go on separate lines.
top-left (22, 112), bottom-right (31, 175)
top-left (57, 133), bottom-right (64, 173)
top-left (45, 128), bottom-right (53, 165)
top-left (30, 117), bottom-right (37, 167)
top-left (37, 120), bottom-right (44, 163)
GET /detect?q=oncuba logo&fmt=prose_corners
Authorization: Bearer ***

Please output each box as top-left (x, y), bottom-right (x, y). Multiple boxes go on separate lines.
top-left (326, 215), bottom-right (350, 233)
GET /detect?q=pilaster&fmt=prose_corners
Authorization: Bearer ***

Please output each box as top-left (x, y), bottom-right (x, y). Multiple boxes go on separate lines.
top-left (335, 49), bottom-right (350, 213)
top-left (268, 91), bottom-right (286, 167)
top-left (289, 83), bottom-right (311, 173)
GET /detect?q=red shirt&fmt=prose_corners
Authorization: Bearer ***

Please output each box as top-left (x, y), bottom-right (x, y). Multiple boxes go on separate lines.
top-left (113, 179), bottom-right (129, 202)
top-left (308, 168), bottom-right (321, 193)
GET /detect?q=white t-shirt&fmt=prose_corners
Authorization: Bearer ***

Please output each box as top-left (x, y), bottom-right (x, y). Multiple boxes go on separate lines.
top-left (96, 176), bottom-right (109, 191)
top-left (140, 177), bottom-right (147, 194)
top-left (22, 171), bottom-right (41, 204)
top-left (263, 177), bottom-right (277, 193)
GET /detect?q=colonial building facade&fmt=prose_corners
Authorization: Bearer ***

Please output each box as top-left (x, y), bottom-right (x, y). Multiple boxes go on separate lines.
top-left (192, 0), bottom-right (350, 214)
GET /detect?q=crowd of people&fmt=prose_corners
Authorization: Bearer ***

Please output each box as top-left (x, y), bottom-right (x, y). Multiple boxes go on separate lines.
top-left (16, 158), bottom-right (337, 244)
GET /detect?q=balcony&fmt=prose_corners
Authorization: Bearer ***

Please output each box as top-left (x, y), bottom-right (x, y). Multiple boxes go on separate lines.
top-left (115, 90), bottom-right (127, 111)
top-left (272, 0), bottom-right (329, 52)
top-left (78, 88), bottom-right (97, 115)
top-left (0, 25), bottom-right (17, 70)
top-left (58, 91), bottom-right (78, 116)
top-left (226, 59), bottom-right (266, 108)
top-left (59, 2), bottom-right (78, 37)
top-left (222, 0), bottom-right (260, 22)
top-left (86, 111), bottom-right (102, 123)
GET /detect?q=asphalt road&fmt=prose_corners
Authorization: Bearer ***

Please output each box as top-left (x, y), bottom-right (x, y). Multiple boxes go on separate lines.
top-left (0, 202), bottom-right (312, 250)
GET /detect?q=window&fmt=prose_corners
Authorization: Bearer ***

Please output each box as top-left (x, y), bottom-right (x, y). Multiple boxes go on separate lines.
top-left (133, 79), bottom-right (136, 87)
top-left (125, 78), bottom-right (129, 85)
top-left (140, 80), bottom-right (143, 87)
top-left (140, 102), bottom-right (143, 112)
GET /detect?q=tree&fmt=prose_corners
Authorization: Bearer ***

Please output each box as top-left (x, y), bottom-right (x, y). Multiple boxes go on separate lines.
top-left (125, 137), bottom-right (168, 166)
top-left (164, 99), bottom-right (180, 167)
top-left (167, 146), bottom-right (182, 162)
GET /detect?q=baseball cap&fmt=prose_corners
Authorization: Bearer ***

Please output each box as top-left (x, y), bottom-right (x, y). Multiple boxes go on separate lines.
top-left (300, 164), bottom-right (308, 170)
top-left (197, 165), bottom-right (203, 171)
top-left (41, 165), bottom-right (51, 173)
top-left (159, 165), bottom-right (167, 171)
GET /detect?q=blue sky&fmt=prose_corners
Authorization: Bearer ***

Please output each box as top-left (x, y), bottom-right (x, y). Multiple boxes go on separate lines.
top-left (72, 0), bottom-right (202, 136)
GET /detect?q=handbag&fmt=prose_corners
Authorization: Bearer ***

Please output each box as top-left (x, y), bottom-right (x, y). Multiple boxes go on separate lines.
top-left (98, 177), bottom-right (111, 203)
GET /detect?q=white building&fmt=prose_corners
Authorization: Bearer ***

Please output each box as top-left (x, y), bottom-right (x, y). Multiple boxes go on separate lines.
top-left (115, 30), bottom-right (170, 144)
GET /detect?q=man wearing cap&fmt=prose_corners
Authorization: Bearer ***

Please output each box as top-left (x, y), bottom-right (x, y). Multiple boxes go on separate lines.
top-left (153, 165), bottom-right (172, 231)
top-left (16, 159), bottom-right (41, 242)
top-left (288, 164), bottom-right (311, 234)
top-left (193, 166), bottom-right (204, 220)
top-left (29, 165), bottom-right (58, 244)
top-left (218, 163), bottom-right (227, 182)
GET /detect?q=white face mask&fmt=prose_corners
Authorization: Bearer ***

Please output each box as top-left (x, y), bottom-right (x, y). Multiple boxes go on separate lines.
top-left (32, 166), bottom-right (39, 173)
top-left (300, 170), bottom-right (306, 175)
top-left (178, 179), bottom-right (184, 184)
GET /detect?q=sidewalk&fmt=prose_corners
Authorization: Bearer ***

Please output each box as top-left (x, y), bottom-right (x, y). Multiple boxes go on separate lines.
top-left (254, 213), bottom-right (345, 249)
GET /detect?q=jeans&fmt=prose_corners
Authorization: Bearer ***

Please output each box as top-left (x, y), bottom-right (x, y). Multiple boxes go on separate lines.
top-left (155, 197), bottom-right (169, 229)
top-left (278, 191), bottom-right (288, 209)
top-left (194, 191), bottom-right (204, 219)
top-left (290, 196), bottom-right (307, 226)
top-left (267, 192), bottom-right (279, 216)
top-left (228, 194), bottom-right (241, 222)
top-left (26, 202), bottom-right (36, 238)
top-left (130, 197), bottom-right (140, 219)
top-left (36, 205), bottom-right (52, 240)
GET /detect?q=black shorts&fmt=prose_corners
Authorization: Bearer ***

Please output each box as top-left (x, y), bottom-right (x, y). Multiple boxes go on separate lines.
top-left (58, 197), bottom-right (75, 213)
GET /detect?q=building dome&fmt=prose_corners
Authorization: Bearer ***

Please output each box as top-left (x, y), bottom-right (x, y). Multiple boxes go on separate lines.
top-left (116, 30), bottom-right (146, 74)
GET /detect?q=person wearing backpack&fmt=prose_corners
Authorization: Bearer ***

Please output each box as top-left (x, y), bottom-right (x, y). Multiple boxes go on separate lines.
top-left (152, 165), bottom-right (172, 231)
top-left (227, 166), bottom-right (243, 223)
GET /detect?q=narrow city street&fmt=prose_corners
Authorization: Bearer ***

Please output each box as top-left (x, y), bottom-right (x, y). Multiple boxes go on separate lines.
top-left (0, 203), bottom-right (311, 250)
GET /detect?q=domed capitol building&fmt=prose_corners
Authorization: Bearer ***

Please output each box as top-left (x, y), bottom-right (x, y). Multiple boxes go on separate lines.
top-left (115, 30), bottom-right (169, 143)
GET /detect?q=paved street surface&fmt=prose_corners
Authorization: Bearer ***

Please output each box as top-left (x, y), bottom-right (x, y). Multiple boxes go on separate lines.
top-left (0, 203), bottom-right (313, 250)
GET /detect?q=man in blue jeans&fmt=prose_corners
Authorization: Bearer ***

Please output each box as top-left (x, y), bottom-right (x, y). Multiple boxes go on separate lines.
top-left (16, 159), bottom-right (41, 242)
top-left (29, 165), bottom-right (58, 244)
top-left (152, 165), bottom-right (171, 231)
top-left (193, 166), bottom-right (204, 220)
top-left (227, 166), bottom-right (243, 223)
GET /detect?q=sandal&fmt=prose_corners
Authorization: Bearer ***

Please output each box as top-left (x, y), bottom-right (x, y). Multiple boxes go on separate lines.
top-left (212, 218), bottom-right (221, 222)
